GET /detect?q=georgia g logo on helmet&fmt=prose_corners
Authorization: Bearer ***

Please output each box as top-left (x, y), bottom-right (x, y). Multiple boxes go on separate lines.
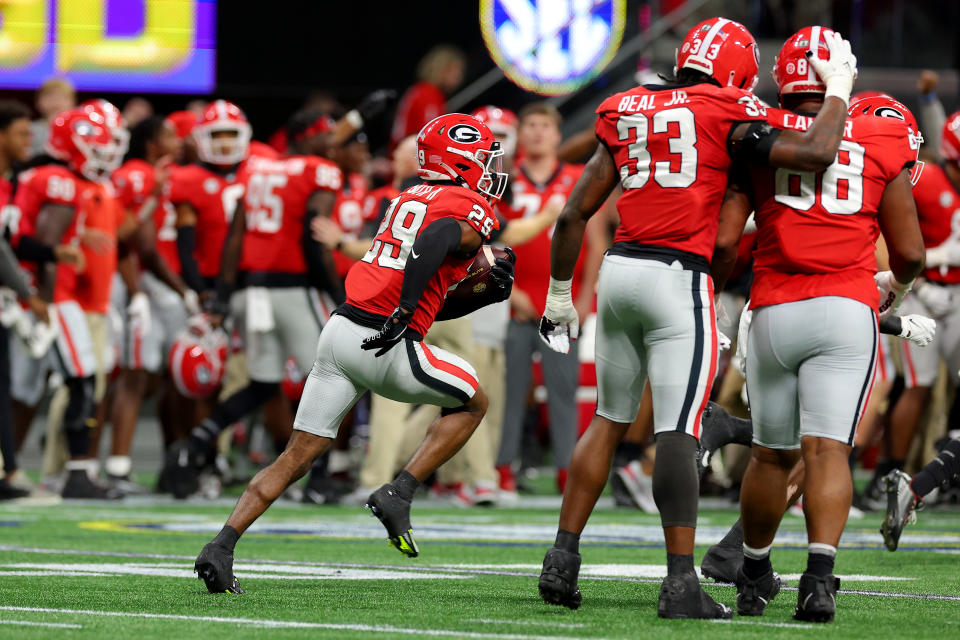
top-left (448, 123), bottom-right (482, 144)
top-left (873, 106), bottom-right (906, 121)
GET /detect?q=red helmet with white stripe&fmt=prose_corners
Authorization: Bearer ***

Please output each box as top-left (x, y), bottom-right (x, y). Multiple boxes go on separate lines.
top-left (168, 317), bottom-right (227, 398)
top-left (939, 110), bottom-right (960, 166)
top-left (46, 108), bottom-right (118, 182)
top-left (417, 113), bottom-right (507, 201)
top-left (773, 26), bottom-right (838, 96)
top-left (676, 17), bottom-right (759, 90)
top-left (193, 100), bottom-right (251, 166)
top-left (849, 95), bottom-right (925, 185)
top-left (471, 105), bottom-right (518, 156)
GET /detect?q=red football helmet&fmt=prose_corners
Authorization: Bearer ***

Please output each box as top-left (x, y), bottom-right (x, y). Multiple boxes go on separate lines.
top-left (46, 108), bottom-right (118, 182)
top-left (849, 94), bottom-right (925, 185)
top-left (471, 105), bottom-right (519, 156)
top-left (773, 26), bottom-right (839, 96)
top-left (851, 90), bottom-right (889, 102)
top-left (168, 317), bottom-right (227, 398)
top-left (417, 113), bottom-right (507, 201)
top-left (676, 17), bottom-right (759, 90)
top-left (193, 100), bottom-right (251, 166)
top-left (166, 110), bottom-right (199, 140)
top-left (940, 110), bottom-right (960, 166)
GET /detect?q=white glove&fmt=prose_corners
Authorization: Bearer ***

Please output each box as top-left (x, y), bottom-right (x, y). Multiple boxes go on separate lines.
top-left (875, 271), bottom-right (913, 319)
top-left (925, 240), bottom-right (960, 271)
top-left (718, 329), bottom-right (731, 352)
top-left (23, 305), bottom-right (58, 358)
top-left (914, 281), bottom-right (954, 318)
top-left (806, 30), bottom-right (858, 104)
top-left (538, 277), bottom-right (578, 354)
top-left (127, 291), bottom-right (152, 336)
top-left (183, 289), bottom-right (201, 316)
top-left (735, 302), bottom-right (754, 378)
top-left (898, 314), bottom-right (936, 347)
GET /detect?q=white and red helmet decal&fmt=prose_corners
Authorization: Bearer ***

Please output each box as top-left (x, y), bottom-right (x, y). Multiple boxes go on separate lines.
top-left (676, 17), bottom-right (759, 90)
top-left (417, 113), bottom-right (507, 202)
top-left (193, 99), bottom-right (251, 166)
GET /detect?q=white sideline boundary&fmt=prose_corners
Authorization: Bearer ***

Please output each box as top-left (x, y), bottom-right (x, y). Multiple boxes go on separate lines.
top-left (0, 619), bottom-right (83, 629)
top-left (0, 606), bottom-right (615, 640)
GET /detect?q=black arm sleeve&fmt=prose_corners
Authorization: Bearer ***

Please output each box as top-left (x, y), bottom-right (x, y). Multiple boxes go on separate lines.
top-left (13, 235), bottom-right (56, 263)
top-left (435, 289), bottom-right (502, 321)
top-left (176, 225), bottom-right (206, 293)
top-left (879, 315), bottom-right (902, 336)
top-left (728, 121), bottom-right (781, 165)
top-left (303, 208), bottom-right (345, 304)
top-left (398, 217), bottom-right (462, 311)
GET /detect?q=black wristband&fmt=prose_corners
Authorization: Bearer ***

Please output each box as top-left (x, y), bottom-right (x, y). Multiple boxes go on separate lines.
top-left (879, 315), bottom-right (902, 336)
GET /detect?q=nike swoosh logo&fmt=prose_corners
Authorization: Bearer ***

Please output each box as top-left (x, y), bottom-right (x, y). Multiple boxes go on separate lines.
top-left (411, 250), bottom-right (420, 259)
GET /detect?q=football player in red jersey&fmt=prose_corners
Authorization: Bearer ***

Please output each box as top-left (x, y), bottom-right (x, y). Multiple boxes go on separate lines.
top-left (108, 115), bottom-right (201, 488)
top-left (536, 19), bottom-right (858, 618)
top-left (330, 131), bottom-right (372, 278)
top-left (713, 36), bottom-right (924, 621)
top-left (160, 108), bottom-right (346, 499)
top-left (495, 102), bottom-right (605, 496)
top-left (12, 106), bottom-right (127, 499)
top-left (169, 100), bottom-right (249, 299)
top-left (193, 114), bottom-right (514, 593)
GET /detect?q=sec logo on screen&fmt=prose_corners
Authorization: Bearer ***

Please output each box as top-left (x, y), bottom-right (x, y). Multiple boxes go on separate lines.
top-left (480, 0), bottom-right (625, 96)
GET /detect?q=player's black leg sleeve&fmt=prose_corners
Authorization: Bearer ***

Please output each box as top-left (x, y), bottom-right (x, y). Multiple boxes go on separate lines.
top-left (0, 325), bottom-right (18, 474)
top-left (189, 380), bottom-right (279, 449)
top-left (63, 376), bottom-right (96, 457)
top-left (652, 431), bottom-right (700, 528)
top-left (911, 439), bottom-right (960, 498)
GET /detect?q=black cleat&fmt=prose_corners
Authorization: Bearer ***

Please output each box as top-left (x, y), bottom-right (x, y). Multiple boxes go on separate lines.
top-left (793, 572), bottom-right (839, 623)
top-left (195, 542), bottom-right (244, 594)
top-left (657, 573), bottom-right (732, 619)
top-left (735, 567), bottom-right (782, 616)
top-left (881, 470), bottom-right (920, 551)
top-left (61, 469), bottom-right (123, 500)
top-left (538, 548), bottom-right (582, 610)
top-left (160, 440), bottom-right (203, 500)
top-left (700, 541), bottom-right (742, 584)
top-left (698, 402), bottom-right (753, 477)
top-left (365, 484), bottom-right (418, 557)
top-left (0, 479), bottom-right (31, 501)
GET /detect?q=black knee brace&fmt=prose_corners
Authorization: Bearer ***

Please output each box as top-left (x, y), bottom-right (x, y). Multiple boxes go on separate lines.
top-left (63, 376), bottom-right (96, 456)
top-left (653, 431), bottom-right (700, 528)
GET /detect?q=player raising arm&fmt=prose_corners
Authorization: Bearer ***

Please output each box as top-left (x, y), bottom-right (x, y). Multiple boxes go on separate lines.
top-left (193, 114), bottom-right (514, 594)
top-left (536, 19), bottom-right (857, 619)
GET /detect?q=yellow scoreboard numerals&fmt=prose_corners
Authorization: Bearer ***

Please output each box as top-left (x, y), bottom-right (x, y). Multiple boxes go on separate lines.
top-left (0, 0), bottom-right (48, 69)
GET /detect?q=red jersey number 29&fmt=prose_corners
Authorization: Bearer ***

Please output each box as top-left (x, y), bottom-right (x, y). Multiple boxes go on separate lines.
top-left (362, 198), bottom-right (428, 270)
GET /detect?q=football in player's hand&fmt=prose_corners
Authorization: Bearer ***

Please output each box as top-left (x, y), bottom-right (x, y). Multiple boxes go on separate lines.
top-left (450, 245), bottom-right (515, 299)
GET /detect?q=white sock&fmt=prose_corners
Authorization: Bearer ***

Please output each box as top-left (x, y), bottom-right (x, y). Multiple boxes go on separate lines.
top-left (105, 455), bottom-right (132, 477)
top-left (743, 543), bottom-right (772, 560)
top-left (808, 542), bottom-right (837, 557)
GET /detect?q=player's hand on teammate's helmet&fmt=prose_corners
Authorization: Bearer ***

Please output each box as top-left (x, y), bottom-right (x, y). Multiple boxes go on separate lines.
top-left (875, 270), bottom-right (913, 319)
top-left (489, 247), bottom-right (516, 302)
top-left (898, 314), bottom-right (936, 347)
top-left (357, 89), bottom-right (397, 124)
top-left (539, 277), bottom-right (578, 354)
top-left (362, 306), bottom-right (414, 357)
top-left (805, 30), bottom-right (858, 104)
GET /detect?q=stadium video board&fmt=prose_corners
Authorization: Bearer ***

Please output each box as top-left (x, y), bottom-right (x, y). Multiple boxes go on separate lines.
top-left (0, 0), bottom-right (216, 93)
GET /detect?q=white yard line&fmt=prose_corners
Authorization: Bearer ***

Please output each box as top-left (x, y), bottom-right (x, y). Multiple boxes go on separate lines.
top-left (711, 620), bottom-right (816, 630)
top-left (464, 618), bottom-right (585, 629)
top-left (0, 607), bottom-right (617, 640)
top-left (0, 619), bottom-right (83, 629)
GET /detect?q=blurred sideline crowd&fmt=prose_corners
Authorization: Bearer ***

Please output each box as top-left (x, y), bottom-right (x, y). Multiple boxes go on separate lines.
top-left (0, 45), bottom-right (958, 515)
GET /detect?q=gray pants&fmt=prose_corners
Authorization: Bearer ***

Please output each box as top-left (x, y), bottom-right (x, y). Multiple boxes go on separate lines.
top-left (746, 296), bottom-right (877, 449)
top-left (496, 319), bottom-right (579, 469)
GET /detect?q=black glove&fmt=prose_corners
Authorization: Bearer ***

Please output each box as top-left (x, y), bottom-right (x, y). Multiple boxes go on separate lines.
top-left (357, 89), bottom-right (397, 124)
top-left (361, 306), bottom-right (414, 357)
top-left (489, 247), bottom-right (516, 302)
top-left (204, 279), bottom-right (231, 319)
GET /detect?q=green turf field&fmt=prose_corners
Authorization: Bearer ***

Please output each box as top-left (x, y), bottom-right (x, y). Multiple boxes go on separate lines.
top-left (0, 494), bottom-right (958, 639)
